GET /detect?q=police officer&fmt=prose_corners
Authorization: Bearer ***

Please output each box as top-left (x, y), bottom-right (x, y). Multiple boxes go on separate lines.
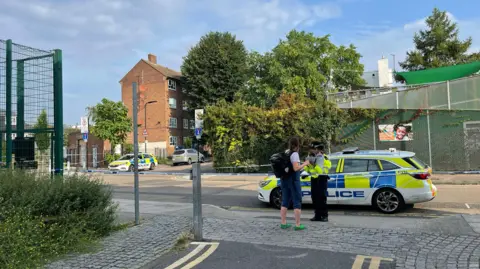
top-left (305, 141), bottom-right (331, 222)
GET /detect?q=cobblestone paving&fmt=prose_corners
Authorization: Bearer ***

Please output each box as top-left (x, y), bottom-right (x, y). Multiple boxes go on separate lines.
top-left (202, 217), bottom-right (480, 269)
top-left (46, 216), bottom-right (191, 269)
top-left (46, 215), bottom-right (480, 269)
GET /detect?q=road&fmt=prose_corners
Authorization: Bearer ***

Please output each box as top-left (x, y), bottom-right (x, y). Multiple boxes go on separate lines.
top-left (154, 241), bottom-right (395, 269)
top-left (104, 173), bottom-right (480, 217)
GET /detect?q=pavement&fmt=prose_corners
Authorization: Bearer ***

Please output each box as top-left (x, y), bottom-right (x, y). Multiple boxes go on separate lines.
top-left (44, 172), bottom-right (480, 269)
top-left (47, 198), bottom-right (480, 269)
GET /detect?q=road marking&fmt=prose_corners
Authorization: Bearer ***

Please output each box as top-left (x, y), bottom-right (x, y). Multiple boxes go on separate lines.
top-left (165, 244), bottom-right (206, 269)
top-left (466, 203), bottom-right (471, 209)
top-left (164, 242), bottom-right (219, 269)
top-left (276, 253), bottom-right (308, 259)
top-left (181, 243), bottom-right (219, 269)
top-left (191, 242), bottom-right (220, 245)
top-left (352, 255), bottom-right (394, 269)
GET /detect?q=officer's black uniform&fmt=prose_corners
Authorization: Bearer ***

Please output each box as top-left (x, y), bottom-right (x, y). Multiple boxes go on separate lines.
top-left (308, 142), bottom-right (329, 222)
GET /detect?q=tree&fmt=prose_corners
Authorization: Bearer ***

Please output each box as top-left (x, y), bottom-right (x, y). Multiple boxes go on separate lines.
top-left (181, 31), bottom-right (249, 108)
top-left (238, 30), bottom-right (365, 107)
top-left (63, 125), bottom-right (77, 147)
top-left (399, 8), bottom-right (473, 71)
top-left (34, 110), bottom-right (50, 153)
top-left (88, 99), bottom-right (132, 150)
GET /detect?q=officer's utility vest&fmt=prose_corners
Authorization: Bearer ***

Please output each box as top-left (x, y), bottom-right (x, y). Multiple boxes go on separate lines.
top-left (305, 154), bottom-right (331, 177)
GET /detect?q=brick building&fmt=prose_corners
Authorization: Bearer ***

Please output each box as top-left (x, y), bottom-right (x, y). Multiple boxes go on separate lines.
top-left (120, 54), bottom-right (193, 156)
top-left (66, 130), bottom-right (109, 168)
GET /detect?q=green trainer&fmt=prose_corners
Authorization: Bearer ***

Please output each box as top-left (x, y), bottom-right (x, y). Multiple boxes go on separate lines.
top-left (294, 224), bottom-right (306, 231)
top-left (280, 223), bottom-right (292, 229)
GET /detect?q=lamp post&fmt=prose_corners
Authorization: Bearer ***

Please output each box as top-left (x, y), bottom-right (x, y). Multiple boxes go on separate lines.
top-left (390, 54), bottom-right (396, 72)
top-left (144, 100), bottom-right (157, 153)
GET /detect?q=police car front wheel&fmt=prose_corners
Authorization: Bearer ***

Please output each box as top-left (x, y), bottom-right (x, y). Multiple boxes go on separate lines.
top-left (373, 188), bottom-right (405, 214)
top-left (270, 188), bottom-right (282, 209)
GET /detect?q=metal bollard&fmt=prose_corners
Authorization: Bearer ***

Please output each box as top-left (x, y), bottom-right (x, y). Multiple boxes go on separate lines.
top-left (192, 163), bottom-right (203, 240)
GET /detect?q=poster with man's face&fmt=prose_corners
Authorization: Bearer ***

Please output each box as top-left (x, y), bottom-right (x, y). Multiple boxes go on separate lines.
top-left (378, 123), bottom-right (413, 141)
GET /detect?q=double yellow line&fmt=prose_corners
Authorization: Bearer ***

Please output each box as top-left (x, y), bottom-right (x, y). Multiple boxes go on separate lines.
top-left (165, 242), bottom-right (219, 269)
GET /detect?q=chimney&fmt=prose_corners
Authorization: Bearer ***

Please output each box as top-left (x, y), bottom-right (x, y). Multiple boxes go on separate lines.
top-left (148, 54), bottom-right (157, 64)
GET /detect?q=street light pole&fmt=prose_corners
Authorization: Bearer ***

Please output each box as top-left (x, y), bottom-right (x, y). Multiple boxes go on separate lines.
top-left (144, 100), bottom-right (157, 153)
top-left (390, 54), bottom-right (396, 72)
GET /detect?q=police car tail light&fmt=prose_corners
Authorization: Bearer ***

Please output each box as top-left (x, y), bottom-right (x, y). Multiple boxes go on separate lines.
top-left (410, 172), bottom-right (431, 180)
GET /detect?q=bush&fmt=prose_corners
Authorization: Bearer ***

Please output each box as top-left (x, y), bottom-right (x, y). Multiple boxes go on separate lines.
top-left (105, 153), bottom-right (120, 165)
top-left (156, 158), bottom-right (172, 165)
top-left (0, 170), bottom-right (118, 268)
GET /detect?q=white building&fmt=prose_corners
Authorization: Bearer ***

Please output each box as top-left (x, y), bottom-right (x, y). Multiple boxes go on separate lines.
top-left (361, 57), bottom-right (394, 88)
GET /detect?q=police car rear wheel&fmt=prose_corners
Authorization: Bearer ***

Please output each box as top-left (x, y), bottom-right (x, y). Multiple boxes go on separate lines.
top-left (270, 188), bottom-right (282, 209)
top-left (373, 188), bottom-right (404, 214)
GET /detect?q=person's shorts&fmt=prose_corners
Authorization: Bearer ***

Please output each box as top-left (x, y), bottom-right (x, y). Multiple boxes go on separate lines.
top-left (280, 173), bottom-right (302, 209)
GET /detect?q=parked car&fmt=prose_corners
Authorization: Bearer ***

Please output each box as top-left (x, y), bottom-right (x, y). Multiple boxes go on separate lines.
top-left (108, 153), bottom-right (158, 171)
top-left (172, 149), bottom-right (205, 166)
top-left (258, 147), bottom-right (436, 214)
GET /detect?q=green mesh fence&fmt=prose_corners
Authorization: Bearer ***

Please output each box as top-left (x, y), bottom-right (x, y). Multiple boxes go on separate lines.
top-left (0, 39), bottom-right (63, 175)
top-left (332, 109), bottom-right (480, 172)
top-left (332, 75), bottom-right (480, 111)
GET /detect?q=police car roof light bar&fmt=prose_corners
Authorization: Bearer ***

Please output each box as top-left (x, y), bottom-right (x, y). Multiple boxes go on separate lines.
top-left (342, 147), bottom-right (359, 154)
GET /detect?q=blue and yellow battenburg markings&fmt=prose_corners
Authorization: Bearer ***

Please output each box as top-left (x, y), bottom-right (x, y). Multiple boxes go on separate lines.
top-left (272, 170), bottom-right (427, 190)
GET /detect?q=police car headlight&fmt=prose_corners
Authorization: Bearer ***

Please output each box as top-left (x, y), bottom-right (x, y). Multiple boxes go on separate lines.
top-left (259, 180), bottom-right (271, 188)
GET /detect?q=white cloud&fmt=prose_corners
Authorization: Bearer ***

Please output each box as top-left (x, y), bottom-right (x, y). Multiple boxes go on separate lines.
top-left (312, 2), bottom-right (342, 21)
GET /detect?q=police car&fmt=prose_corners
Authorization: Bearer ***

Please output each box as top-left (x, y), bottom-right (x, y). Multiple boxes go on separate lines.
top-left (108, 153), bottom-right (158, 172)
top-left (258, 147), bottom-right (437, 214)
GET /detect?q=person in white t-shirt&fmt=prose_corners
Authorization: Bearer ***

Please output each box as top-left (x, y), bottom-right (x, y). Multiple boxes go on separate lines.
top-left (280, 137), bottom-right (310, 231)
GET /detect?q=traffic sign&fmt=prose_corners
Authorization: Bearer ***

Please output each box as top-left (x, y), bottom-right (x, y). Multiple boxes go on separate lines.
top-left (195, 109), bottom-right (204, 129)
top-left (143, 129), bottom-right (148, 136)
top-left (195, 128), bottom-right (202, 140)
top-left (82, 133), bottom-right (88, 142)
top-left (80, 117), bottom-right (89, 134)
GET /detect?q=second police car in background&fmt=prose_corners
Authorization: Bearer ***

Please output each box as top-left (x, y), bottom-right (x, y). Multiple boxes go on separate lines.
top-left (258, 147), bottom-right (437, 214)
top-left (108, 153), bottom-right (158, 172)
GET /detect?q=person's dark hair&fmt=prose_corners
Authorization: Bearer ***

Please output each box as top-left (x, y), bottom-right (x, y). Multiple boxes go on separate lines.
top-left (394, 123), bottom-right (412, 132)
top-left (288, 137), bottom-right (300, 152)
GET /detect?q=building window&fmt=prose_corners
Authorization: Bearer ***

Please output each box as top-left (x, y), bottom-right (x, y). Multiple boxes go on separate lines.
top-left (183, 119), bottom-right (189, 129)
top-left (169, 136), bottom-right (177, 146)
top-left (169, 117), bottom-right (177, 128)
top-left (190, 120), bottom-right (195, 130)
top-left (169, 98), bottom-right (177, 109)
top-left (182, 100), bottom-right (188, 111)
top-left (168, 79), bottom-right (176, 91)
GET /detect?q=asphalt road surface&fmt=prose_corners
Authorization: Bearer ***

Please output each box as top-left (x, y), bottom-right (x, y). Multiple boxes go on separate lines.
top-left (153, 241), bottom-right (395, 269)
top-left (105, 173), bottom-right (480, 217)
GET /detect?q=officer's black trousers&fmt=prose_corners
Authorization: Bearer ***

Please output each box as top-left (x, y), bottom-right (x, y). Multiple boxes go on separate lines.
top-left (311, 175), bottom-right (329, 218)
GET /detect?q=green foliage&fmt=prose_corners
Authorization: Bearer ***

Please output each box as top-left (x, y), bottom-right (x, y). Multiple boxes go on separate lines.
top-left (63, 125), bottom-right (77, 147)
top-left (0, 170), bottom-right (117, 267)
top-left (34, 109), bottom-right (50, 152)
top-left (122, 143), bottom-right (134, 154)
top-left (400, 8), bottom-right (474, 71)
top-left (203, 93), bottom-right (353, 168)
top-left (105, 153), bottom-right (120, 164)
top-left (88, 99), bottom-right (132, 149)
top-left (183, 137), bottom-right (193, 149)
top-left (238, 30), bottom-right (365, 107)
top-left (156, 158), bottom-right (172, 165)
top-left (181, 31), bottom-right (249, 108)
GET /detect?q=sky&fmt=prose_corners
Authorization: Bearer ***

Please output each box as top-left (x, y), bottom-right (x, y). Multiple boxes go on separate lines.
top-left (1, 0), bottom-right (480, 124)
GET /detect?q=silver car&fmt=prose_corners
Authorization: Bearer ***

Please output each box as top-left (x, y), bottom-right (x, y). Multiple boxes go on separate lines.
top-left (172, 149), bottom-right (205, 166)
